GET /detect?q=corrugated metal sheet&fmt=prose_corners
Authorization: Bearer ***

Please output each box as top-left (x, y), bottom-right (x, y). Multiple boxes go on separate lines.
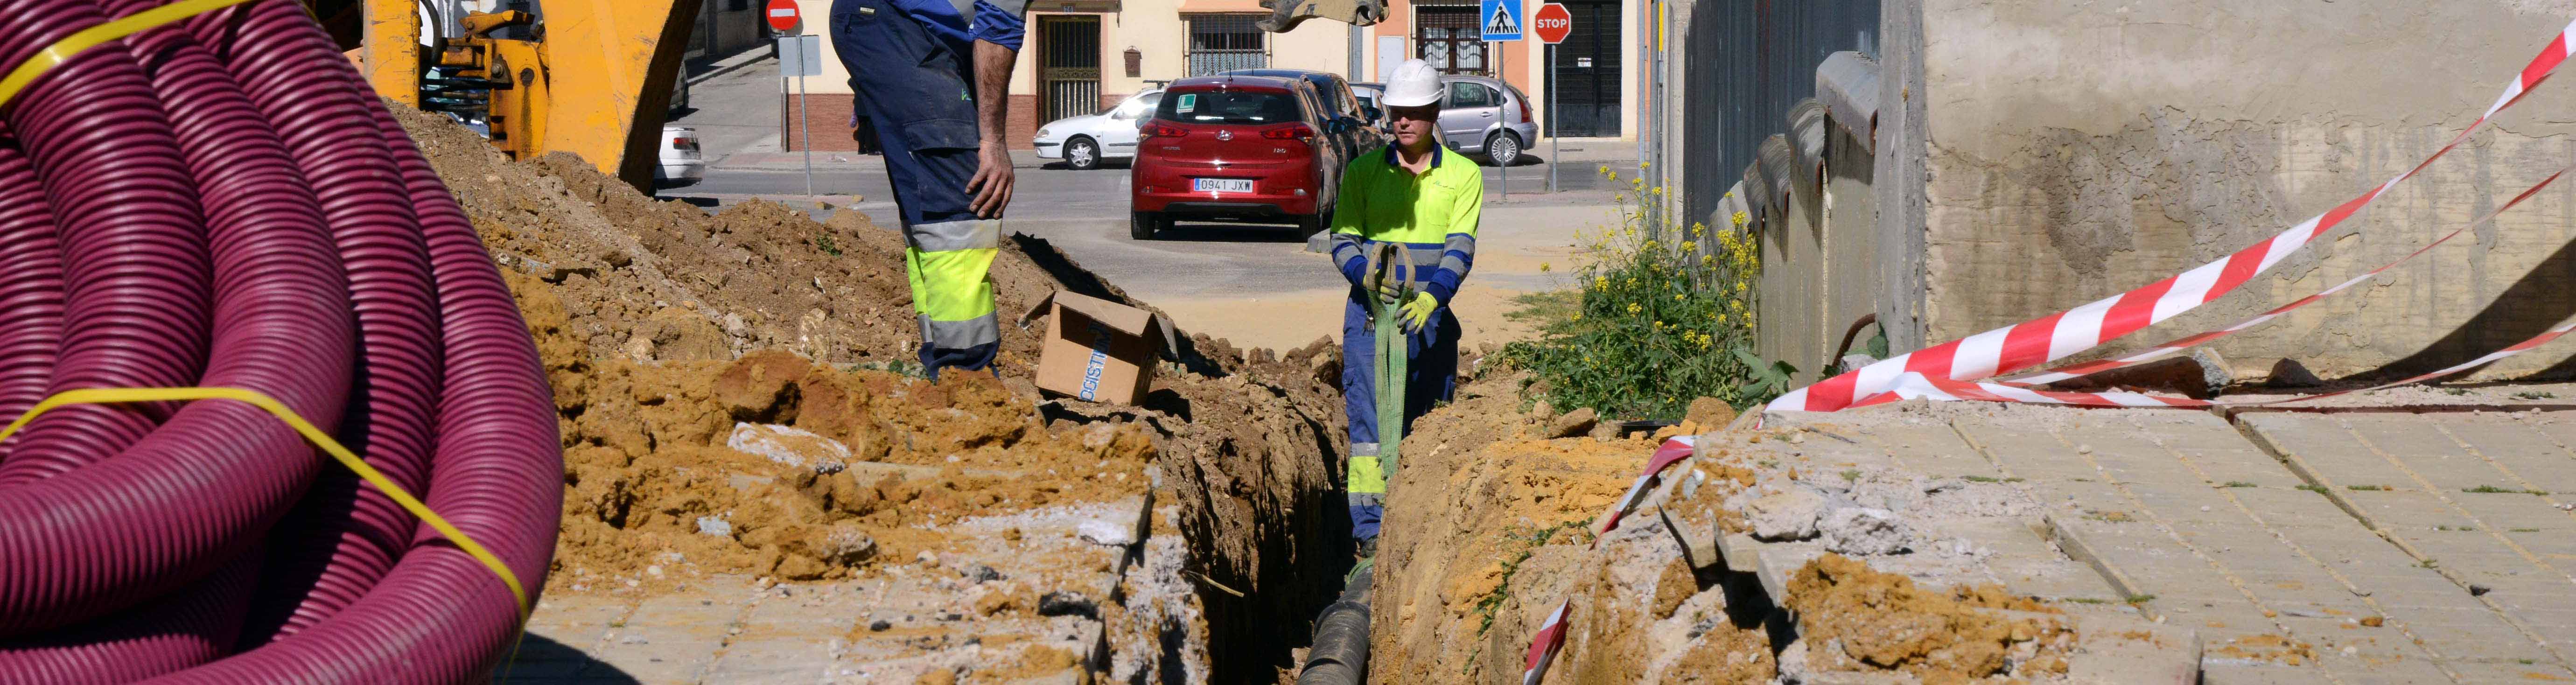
top-left (1678, 0), bottom-right (1879, 233)
top-left (1755, 133), bottom-right (1793, 216)
top-left (1786, 98), bottom-right (1825, 202)
top-left (1815, 50), bottom-right (1879, 154)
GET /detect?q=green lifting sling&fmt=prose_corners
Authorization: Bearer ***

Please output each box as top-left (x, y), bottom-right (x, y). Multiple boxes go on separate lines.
top-left (1363, 242), bottom-right (1413, 475)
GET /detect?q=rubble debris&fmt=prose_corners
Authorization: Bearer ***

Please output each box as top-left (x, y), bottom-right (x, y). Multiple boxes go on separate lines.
top-left (1685, 396), bottom-right (1738, 429)
top-left (1785, 554), bottom-right (2073, 683)
top-left (1819, 507), bottom-right (1915, 555)
top-left (1743, 485), bottom-right (1827, 541)
top-left (1547, 406), bottom-right (1600, 438)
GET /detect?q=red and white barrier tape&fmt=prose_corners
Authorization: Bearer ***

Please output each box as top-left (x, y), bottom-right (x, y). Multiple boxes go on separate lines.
top-left (2002, 165), bottom-right (2570, 387)
top-left (1522, 436), bottom-right (1697, 685)
top-left (1767, 21), bottom-right (2576, 414)
top-left (1854, 317), bottom-right (2576, 409)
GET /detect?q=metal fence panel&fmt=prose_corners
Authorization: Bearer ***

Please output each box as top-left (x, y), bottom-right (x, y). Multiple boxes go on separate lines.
top-left (1680, 0), bottom-right (1879, 234)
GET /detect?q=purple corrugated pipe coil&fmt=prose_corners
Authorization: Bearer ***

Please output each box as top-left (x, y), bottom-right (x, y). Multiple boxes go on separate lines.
top-left (0, 0), bottom-right (563, 682)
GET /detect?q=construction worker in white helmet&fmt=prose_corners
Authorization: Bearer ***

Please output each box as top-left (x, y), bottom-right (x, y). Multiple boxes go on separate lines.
top-left (1328, 59), bottom-right (1483, 557)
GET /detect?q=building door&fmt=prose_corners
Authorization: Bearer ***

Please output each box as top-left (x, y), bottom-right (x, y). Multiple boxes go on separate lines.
top-left (1546, 0), bottom-right (1620, 137)
top-left (1038, 16), bottom-right (1102, 125)
top-left (1415, 5), bottom-right (1488, 76)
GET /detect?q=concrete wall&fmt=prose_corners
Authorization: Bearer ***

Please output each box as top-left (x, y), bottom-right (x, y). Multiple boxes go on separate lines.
top-left (1871, 0), bottom-right (1926, 353)
top-left (1901, 0), bottom-right (2576, 382)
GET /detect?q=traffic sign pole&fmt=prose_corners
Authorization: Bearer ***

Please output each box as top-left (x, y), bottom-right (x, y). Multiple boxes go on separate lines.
top-left (1481, 0), bottom-right (1520, 199)
top-left (1531, 3), bottom-right (1570, 194)
top-left (798, 40), bottom-right (814, 197)
top-left (768, 0), bottom-right (812, 197)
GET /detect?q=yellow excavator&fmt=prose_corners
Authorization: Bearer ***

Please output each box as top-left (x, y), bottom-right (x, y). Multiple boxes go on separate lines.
top-left (320, 0), bottom-right (702, 191)
top-left (324, 0), bottom-right (1368, 191)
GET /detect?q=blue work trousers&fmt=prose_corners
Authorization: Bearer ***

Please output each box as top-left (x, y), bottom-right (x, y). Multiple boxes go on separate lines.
top-left (833, 0), bottom-right (1000, 375)
top-left (1341, 291), bottom-right (1459, 542)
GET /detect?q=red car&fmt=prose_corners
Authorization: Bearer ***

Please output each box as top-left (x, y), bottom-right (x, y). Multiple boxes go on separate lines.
top-left (1129, 75), bottom-right (1359, 239)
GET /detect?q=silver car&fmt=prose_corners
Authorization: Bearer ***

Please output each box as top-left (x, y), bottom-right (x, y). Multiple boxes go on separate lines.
top-left (1351, 82), bottom-right (1387, 127)
top-left (1435, 75), bottom-right (1537, 166)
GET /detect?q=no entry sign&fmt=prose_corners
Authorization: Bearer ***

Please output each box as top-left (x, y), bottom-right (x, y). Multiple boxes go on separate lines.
top-left (766, 0), bottom-right (800, 31)
top-left (1533, 3), bottom-right (1571, 44)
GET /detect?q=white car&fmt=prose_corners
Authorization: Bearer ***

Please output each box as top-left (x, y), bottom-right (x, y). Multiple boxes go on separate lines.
top-left (655, 125), bottom-right (706, 187)
top-left (1032, 90), bottom-right (1162, 170)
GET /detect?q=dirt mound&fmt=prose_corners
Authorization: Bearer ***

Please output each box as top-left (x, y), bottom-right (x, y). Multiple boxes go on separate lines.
top-left (518, 264), bottom-right (1167, 586)
top-left (400, 104), bottom-right (1352, 677)
top-left (399, 103), bottom-right (1117, 369)
top-left (1784, 553), bottom-right (2072, 684)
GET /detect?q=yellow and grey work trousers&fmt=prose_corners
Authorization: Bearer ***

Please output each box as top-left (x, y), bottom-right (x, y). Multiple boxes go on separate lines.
top-left (835, 0), bottom-right (1001, 374)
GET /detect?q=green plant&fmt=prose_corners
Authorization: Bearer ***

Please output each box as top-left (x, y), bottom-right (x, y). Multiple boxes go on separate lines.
top-left (2462, 485), bottom-right (2543, 495)
top-left (2513, 391), bottom-right (2556, 399)
top-left (812, 232), bottom-right (842, 257)
top-left (1963, 475), bottom-right (2002, 483)
top-left (2124, 594), bottom-right (2156, 604)
top-left (2222, 481), bottom-right (2258, 488)
top-left (2348, 484), bottom-right (2387, 491)
top-left (2512, 528), bottom-right (2541, 533)
top-left (2444, 387), bottom-right (2470, 396)
top-left (2060, 597), bottom-right (2111, 605)
top-left (1841, 469), bottom-right (1862, 482)
top-left (2419, 559), bottom-right (2439, 569)
top-left (2296, 484), bottom-right (2329, 494)
top-left (1501, 180), bottom-right (1778, 419)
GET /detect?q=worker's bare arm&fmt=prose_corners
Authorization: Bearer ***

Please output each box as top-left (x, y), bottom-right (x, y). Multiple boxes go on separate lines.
top-left (966, 40), bottom-right (1017, 218)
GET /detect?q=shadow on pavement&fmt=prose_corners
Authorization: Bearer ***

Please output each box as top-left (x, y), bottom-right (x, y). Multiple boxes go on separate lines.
top-left (1037, 161), bottom-right (1135, 171)
top-left (492, 631), bottom-right (640, 684)
top-left (1152, 223), bottom-right (1314, 244)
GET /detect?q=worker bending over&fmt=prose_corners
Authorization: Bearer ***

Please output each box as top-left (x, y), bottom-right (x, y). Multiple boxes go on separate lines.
top-left (1329, 60), bottom-right (1483, 552)
top-left (831, 0), bottom-right (1025, 377)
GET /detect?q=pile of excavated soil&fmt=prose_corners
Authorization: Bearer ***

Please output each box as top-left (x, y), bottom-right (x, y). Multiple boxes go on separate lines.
top-left (523, 261), bottom-right (1168, 587)
top-left (399, 103), bottom-right (1351, 679)
top-left (400, 103), bottom-right (1099, 369)
top-left (1368, 370), bottom-right (1771, 683)
top-left (1784, 553), bottom-right (2074, 684)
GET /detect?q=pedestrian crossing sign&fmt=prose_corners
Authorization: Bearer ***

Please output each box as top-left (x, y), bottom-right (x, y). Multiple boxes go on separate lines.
top-left (1480, 0), bottom-right (1522, 41)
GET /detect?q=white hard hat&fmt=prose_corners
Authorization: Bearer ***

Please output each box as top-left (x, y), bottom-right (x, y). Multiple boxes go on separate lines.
top-left (1380, 59), bottom-right (1442, 108)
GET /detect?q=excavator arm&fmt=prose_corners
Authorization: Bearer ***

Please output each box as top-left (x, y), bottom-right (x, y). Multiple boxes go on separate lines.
top-left (355, 0), bottom-right (702, 191)
top-left (1256, 0), bottom-right (1387, 33)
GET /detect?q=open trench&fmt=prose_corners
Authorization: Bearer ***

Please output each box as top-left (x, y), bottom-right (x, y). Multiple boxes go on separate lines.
top-left (390, 100), bottom-right (1371, 682)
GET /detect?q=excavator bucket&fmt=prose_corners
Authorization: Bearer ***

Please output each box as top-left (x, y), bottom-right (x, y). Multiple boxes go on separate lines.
top-left (1256, 0), bottom-right (1386, 33)
top-left (535, 0), bottom-right (704, 190)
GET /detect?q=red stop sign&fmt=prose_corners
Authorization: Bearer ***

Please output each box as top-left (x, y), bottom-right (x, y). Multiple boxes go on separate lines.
top-left (1532, 3), bottom-right (1572, 43)
top-left (766, 0), bottom-right (800, 31)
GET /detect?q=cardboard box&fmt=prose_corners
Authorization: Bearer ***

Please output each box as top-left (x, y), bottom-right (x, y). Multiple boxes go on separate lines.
top-left (1016, 290), bottom-right (1178, 405)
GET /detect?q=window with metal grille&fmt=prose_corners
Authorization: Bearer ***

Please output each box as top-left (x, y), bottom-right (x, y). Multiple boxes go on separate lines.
top-left (1415, 6), bottom-right (1488, 75)
top-left (1185, 15), bottom-right (1268, 76)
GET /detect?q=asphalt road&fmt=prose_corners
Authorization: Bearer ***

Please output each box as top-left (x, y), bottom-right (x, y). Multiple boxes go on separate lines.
top-left (661, 60), bottom-right (1630, 349)
top-left (668, 160), bottom-right (1624, 290)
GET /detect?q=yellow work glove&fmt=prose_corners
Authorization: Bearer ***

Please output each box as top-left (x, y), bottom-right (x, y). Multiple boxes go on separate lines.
top-left (1399, 291), bottom-right (1436, 332)
top-left (1373, 279), bottom-right (1411, 306)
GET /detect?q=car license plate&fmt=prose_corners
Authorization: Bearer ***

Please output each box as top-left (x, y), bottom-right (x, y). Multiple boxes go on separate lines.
top-left (1193, 178), bottom-right (1254, 193)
